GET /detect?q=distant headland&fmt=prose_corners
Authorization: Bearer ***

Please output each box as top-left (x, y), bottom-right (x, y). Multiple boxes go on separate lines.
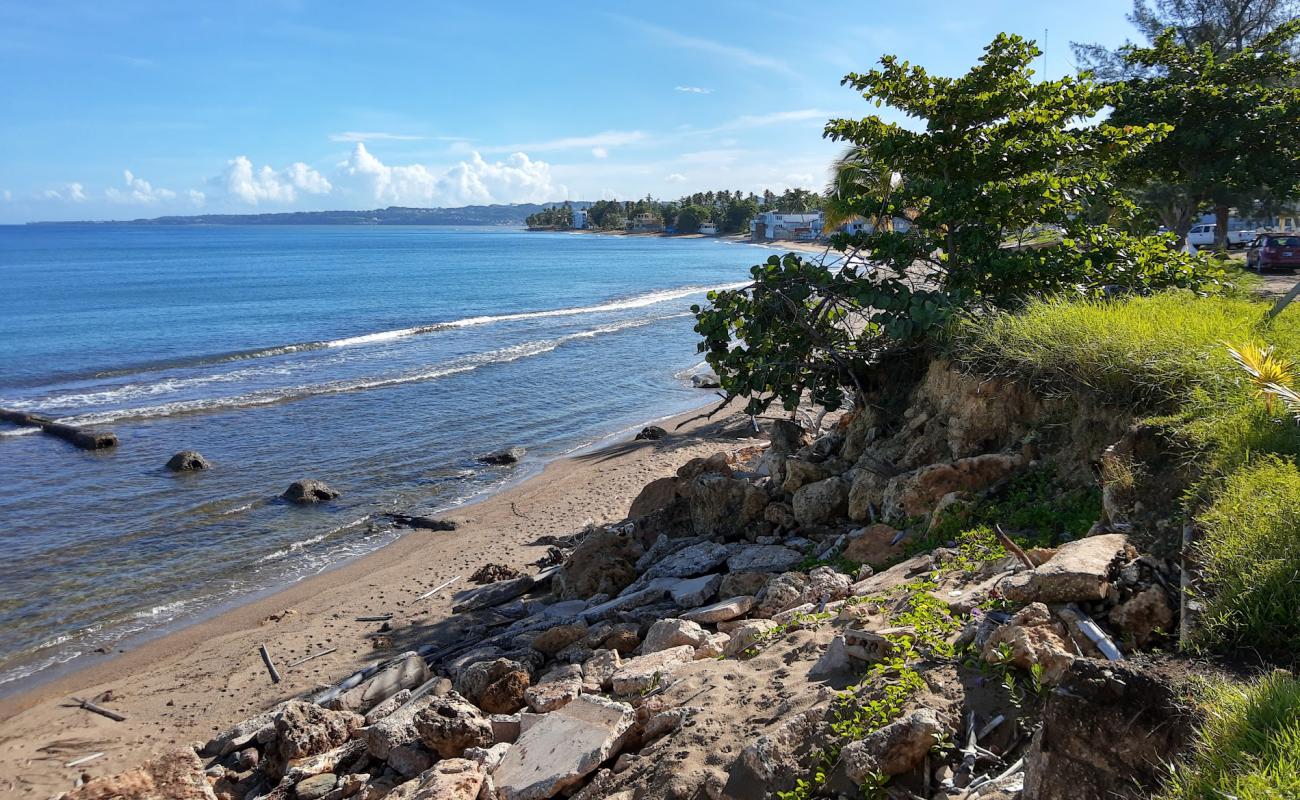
top-left (24, 203), bottom-right (591, 227)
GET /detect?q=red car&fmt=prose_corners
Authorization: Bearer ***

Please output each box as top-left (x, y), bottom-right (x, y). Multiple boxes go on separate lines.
top-left (1246, 234), bottom-right (1300, 272)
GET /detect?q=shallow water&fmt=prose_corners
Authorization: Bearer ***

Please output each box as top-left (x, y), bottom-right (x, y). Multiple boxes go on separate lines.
top-left (0, 224), bottom-right (766, 691)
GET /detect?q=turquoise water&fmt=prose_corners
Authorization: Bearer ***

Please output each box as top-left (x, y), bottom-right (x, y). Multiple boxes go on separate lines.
top-left (0, 225), bottom-right (765, 690)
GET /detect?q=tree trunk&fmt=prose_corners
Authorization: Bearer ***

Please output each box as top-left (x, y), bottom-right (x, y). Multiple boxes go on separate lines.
top-left (1214, 205), bottom-right (1231, 249)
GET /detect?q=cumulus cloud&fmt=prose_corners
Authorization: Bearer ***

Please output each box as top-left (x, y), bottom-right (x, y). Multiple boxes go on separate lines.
top-left (665, 173), bottom-right (687, 183)
top-left (338, 143), bottom-right (563, 206)
top-left (221, 156), bottom-right (331, 204)
top-left (187, 189), bottom-right (206, 206)
top-left (43, 182), bottom-right (87, 202)
top-left (106, 169), bottom-right (177, 204)
top-left (591, 147), bottom-right (608, 159)
top-left (674, 86), bottom-right (712, 94)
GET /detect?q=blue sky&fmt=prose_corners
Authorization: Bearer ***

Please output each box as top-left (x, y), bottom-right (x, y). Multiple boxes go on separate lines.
top-left (0, 1), bottom-right (1141, 223)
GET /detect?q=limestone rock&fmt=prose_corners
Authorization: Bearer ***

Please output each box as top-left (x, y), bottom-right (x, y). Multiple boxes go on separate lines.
top-left (981, 602), bottom-right (1075, 685)
top-left (807, 565), bottom-right (851, 602)
top-left (61, 748), bottom-right (215, 800)
top-left (413, 692), bottom-right (494, 758)
top-left (366, 695), bottom-right (435, 763)
top-left (205, 710), bottom-right (277, 757)
top-left (581, 649), bottom-right (622, 691)
top-left (1109, 585), bottom-right (1175, 648)
top-left (493, 695), bottom-right (635, 800)
top-left (722, 708), bottom-right (823, 799)
top-left (682, 595), bottom-right (754, 624)
top-left (886, 453), bottom-right (1024, 518)
top-left (387, 758), bottom-right (485, 800)
top-left (281, 479), bottom-right (341, 504)
top-left (722, 620), bottom-right (780, 657)
top-left (754, 572), bottom-right (808, 617)
top-left (628, 476), bottom-right (679, 519)
top-left (553, 530), bottom-right (642, 600)
top-left (643, 541), bottom-right (732, 580)
top-left (455, 658), bottom-right (530, 709)
top-left (719, 571), bottom-right (768, 598)
top-left (532, 623), bottom-right (589, 656)
top-left (642, 618), bottom-right (709, 654)
top-left (166, 450), bottom-right (210, 471)
top-left (610, 645), bottom-right (695, 695)
top-left (1002, 534), bottom-right (1129, 604)
top-left (726, 544), bottom-right (802, 573)
top-left (792, 477), bottom-right (849, 526)
top-left (525, 673), bottom-right (582, 713)
top-left (668, 574), bottom-right (721, 608)
top-left (294, 773), bottom-right (338, 800)
top-left (685, 474), bottom-right (768, 538)
top-left (835, 709), bottom-right (944, 785)
top-left (782, 459), bottom-right (830, 494)
top-left (842, 524), bottom-right (904, 568)
top-left (848, 468), bottom-right (888, 522)
top-left (481, 668), bottom-right (532, 715)
top-left (329, 652), bottom-right (429, 713)
top-left (767, 420), bottom-right (809, 455)
top-left (481, 447), bottom-right (526, 465)
top-left (273, 701), bottom-right (363, 761)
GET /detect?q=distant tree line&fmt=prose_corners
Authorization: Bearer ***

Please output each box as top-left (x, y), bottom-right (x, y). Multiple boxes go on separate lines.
top-left (525, 187), bottom-right (825, 233)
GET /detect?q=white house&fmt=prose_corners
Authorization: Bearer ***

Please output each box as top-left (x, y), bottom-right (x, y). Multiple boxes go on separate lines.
top-left (699, 222), bottom-right (718, 235)
top-left (750, 211), bottom-right (824, 241)
top-left (572, 208), bottom-right (587, 229)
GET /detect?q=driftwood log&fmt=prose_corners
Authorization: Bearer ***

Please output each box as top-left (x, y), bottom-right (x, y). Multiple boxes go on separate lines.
top-left (70, 696), bottom-right (127, 721)
top-left (258, 643), bottom-right (282, 684)
top-left (0, 409), bottom-right (117, 450)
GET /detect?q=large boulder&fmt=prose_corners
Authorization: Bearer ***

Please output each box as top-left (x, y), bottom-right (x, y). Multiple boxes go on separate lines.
top-left (367, 695), bottom-right (436, 764)
top-left (481, 447), bottom-right (526, 465)
top-left (727, 544), bottom-right (802, 573)
top-left (885, 453), bottom-right (1024, 518)
top-left (272, 701), bottom-right (363, 761)
top-left (610, 645), bottom-right (696, 695)
top-left (833, 709), bottom-right (945, 786)
top-left (842, 524), bottom-right (904, 567)
top-left (60, 748), bottom-right (215, 800)
top-left (387, 758), bottom-right (485, 800)
top-left (493, 695), bottom-right (635, 800)
top-left (642, 618), bottom-right (709, 653)
top-left (792, 477), bottom-right (849, 526)
top-left (166, 450), bottom-right (210, 471)
top-left (782, 459), bottom-right (831, 494)
top-left (281, 479), bottom-right (341, 504)
top-left (1002, 534), bottom-right (1130, 604)
top-left (684, 474), bottom-right (769, 538)
top-left (682, 595), bottom-right (755, 624)
top-left (553, 530), bottom-right (642, 600)
top-left (1023, 659), bottom-right (1195, 800)
top-left (414, 692), bottom-right (495, 758)
top-left (847, 468), bottom-right (888, 522)
top-left (628, 477), bottom-right (679, 519)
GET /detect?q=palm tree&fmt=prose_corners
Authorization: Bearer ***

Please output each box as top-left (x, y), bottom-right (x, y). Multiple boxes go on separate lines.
top-left (822, 145), bottom-right (903, 232)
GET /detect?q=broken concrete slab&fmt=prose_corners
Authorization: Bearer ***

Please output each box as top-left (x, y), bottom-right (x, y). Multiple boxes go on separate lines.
top-left (609, 645), bottom-right (695, 696)
top-left (668, 574), bottom-right (722, 608)
top-left (493, 694), bottom-right (635, 800)
top-left (1002, 534), bottom-right (1130, 604)
top-left (726, 544), bottom-right (803, 573)
top-left (681, 595), bottom-right (755, 624)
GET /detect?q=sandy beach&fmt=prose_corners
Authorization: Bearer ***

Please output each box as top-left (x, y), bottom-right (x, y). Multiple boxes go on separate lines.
top-left (0, 400), bottom-right (755, 798)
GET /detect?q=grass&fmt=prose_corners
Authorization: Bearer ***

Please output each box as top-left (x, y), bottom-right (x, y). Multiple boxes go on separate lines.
top-left (1161, 672), bottom-right (1300, 800)
top-left (1191, 458), bottom-right (1300, 658)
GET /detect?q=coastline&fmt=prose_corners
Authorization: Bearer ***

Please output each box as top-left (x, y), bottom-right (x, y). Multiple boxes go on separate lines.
top-left (552, 226), bottom-right (834, 257)
top-left (0, 398), bottom-right (753, 797)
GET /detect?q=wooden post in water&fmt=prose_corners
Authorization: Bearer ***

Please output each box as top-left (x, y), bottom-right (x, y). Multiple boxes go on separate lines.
top-left (0, 408), bottom-right (117, 450)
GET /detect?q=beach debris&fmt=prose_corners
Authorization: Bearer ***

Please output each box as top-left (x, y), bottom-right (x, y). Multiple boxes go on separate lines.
top-left (470, 563), bottom-right (521, 584)
top-left (0, 407), bottom-right (118, 450)
top-left (164, 450), bottom-right (210, 471)
top-left (354, 614), bottom-right (393, 622)
top-left (281, 479), bottom-right (341, 504)
top-left (286, 646), bottom-right (337, 667)
top-left (414, 575), bottom-right (462, 602)
top-left (69, 696), bottom-right (127, 722)
top-left (480, 446), bottom-right (526, 465)
top-left (64, 752), bottom-right (105, 768)
top-left (1001, 533), bottom-right (1131, 604)
top-left (383, 512), bottom-right (458, 531)
top-left (635, 425), bottom-right (668, 440)
top-left (258, 643), bottom-right (282, 684)
top-left (493, 694), bottom-right (634, 800)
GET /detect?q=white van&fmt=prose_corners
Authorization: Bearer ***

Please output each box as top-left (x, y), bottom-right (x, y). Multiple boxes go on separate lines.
top-left (1186, 223), bottom-right (1255, 249)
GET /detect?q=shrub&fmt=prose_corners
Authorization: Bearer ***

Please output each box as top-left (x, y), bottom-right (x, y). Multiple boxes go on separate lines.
top-left (1192, 457), bottom-right (1300, 656)
top-left (1161, 672), bottom-right (1300, 800)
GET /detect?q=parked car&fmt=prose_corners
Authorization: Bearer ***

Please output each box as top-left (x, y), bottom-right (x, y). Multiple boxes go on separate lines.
top-left (1186, 223), bottom-right (1256, 249)
top-left (1246, 234), bottom-right (1300, 272)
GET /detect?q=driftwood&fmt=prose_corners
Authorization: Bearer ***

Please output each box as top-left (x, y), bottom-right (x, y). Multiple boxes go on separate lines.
top-left (414, 576), bottom-right (461, 603)
top-left (313, 660), bottom-right (383, 706)
top-left (69, 697), bottom-right (126, 722)
top-left (65, 752), bottom-right (105, 768)
top-left (258, 643), bottom-right (282, 684)
top-left (0, 408), bottom-right (117, 450)
top-left (994, 525), bottom-right (1035, 570)
top-left (355, 614), bottom-right (393, 622)
top-left (286, 647), bottom-right (338, 668)
top-left (449, 566), bottom-right (556, 613)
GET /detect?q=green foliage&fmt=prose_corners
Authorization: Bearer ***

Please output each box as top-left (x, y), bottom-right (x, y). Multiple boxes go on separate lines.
top-left (1191, 457), bottom-right (1300, 656)
top-left (1109, 19), bottom-right (1300, 243)
top-left (674, 204), bottom-right (712, 233)
top-left (525, 202), bottom-right (573, 229)
top-left (1160, 671), bottom-right (1300, 800)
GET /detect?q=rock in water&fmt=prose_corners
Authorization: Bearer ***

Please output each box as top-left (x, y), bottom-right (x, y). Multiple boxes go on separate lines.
top-left (480, 447), bottom-right (526, 465)
top-left (166, 450), bottom-right (211, 471)
top-left (691, 372), bottom-right (721, 388)
top-left (281, 479), bottom-right (341, 504)
top-left (635, 425), bottom-right (667, 441)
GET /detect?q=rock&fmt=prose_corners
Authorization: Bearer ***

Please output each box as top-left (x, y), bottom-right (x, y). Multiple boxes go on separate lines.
top-left (455, 658), bottom-right (530, 708)
top-left (781, 459), bottom-right (831, 494)
top-left (281, 479), bottom-right (341, 504)
top-left (696, 631), bottom-right (730, 658)
top-left (1024, 659), bottom-right (1194, 800)
top-left (691, 372), bottom-right (721, 388)
top-left (61, 748), bottom-right (215, 800)
top-left (677, 452), bottom-right (735, 480)
top-left (834, 709), bottom-right (944, 784)
top-left (642, 618), bottom-right (709, 653)
top-left (274, 701), bottom-right (363, 762)
top-left (386, 513), bottom-right (458, 531)
top-left (328, 652), bottom-right (429, 713)
top-left (205, 710), bottom-right (277, 757)
top-left (295, 773), bottom-right (338, 800)
top-left (481, 447), bottom-right (526, 465)
top-left (466, 741), bottom-right (513, 771)
top-left (582, 649), bottom-right (622, 690)
top-left (682, 595), bottom-right (755, 624)
top-left (981, 602), bottom-right (1075, 685)
top-left (767, 419), bottom-right (808, 455)
top-left (807, 566), bottom-right (851, 602)
top-left (166, 450), bottom-right (210, 471)
top-left (600, 623), bottom-right (642, 654)
top-left (644, 541), bottom-right (732, 580)
top-left (842, 524), bottom-right (904, 568)
top-left (493, 695), bottom-right (635, 800)
top-left (684, 474), bottom-right (769, 538)
top-left (413, 692), bottom-right (495, 758)
top-left (720, 572), bottom-right (769, 598)
top-left (532, 623), bottom-right (589, 656)
top-left (387, 758), bottom-right (484, 800)
top-left (886, 453), bottom-right (1024, 518)
top-left (764, 502), bottom-right (797, 530)
top-left (554, 530), bottom-right (642, 600)
top-left (667, 574), bottom-right (721, 608)
top-left (1002, 534), bottom-right (1130, 604)
top-left (628, 476), bottom-right (679, 519)
top-left (481, 668), bottom-right (532, 715)
top-left (635, 425), bottom-right (668, 441)
top-left (727, 544), bottom-right (802, 573)
top-left (525, 673), bottom-right (582, 713)
top-left (847, 467), bottom-right (888, 522)
top-left (491, 713), bottom-right (523, 744)
top-left (610, 645), bottom-right (696, 695)
top-left (285, 738), bottom-right (366, 782)
top-left (792, 477), bottom-right (849, 526)
top-left (755, 572), bottom-right (808, 617)
top-left (451, 575), bottom-right (537, 613)
top-left (1109, 585), bottom-right (1175, 648)
top-left (367, 694), bottom-right (435, 763)
top-left (721, 620), bottom-right (780, 657)
top-left (387, 743), bottom-right (435, 778)
top-left (809, 635), bottom-right (856, 677)
top-left (721, 708), bottom-right (823, 799)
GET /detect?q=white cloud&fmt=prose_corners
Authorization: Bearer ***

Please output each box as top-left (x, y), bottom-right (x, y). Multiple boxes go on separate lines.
top-left (220, 156), bottom-right (331, 204)
top-left (665, 173), bottom-right (687, 183)
top-left (105, 169), bottom-right (177, 204)
top-left (187, 189), bottom-right (206, 206)
top-left (675, 86), bottom-right (712, 94)
top-left (611, 15), bottom-right (794, 76)
top-left (485, 130), bottom-right (646, 154)
top-left (591, 147), bottom-right (608, 159)
top-left (329, 131), bottom-right (425, 142)
top-left (338, 143), bottom-right (564, 206)
top-left (716, 109), bottom-right (827, 131)
top-left (43, 182), bottom-right (86, 202)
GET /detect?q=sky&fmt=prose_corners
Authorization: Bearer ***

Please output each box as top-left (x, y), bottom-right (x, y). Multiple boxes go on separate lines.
top-left (0, 0), bottom-right (1143, 223)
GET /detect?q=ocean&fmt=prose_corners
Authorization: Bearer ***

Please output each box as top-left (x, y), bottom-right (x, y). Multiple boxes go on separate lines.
top-left (0, 224), bottom-right (765, 692)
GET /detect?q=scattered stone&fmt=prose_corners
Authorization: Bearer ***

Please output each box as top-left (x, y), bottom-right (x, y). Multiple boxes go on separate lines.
top-left (643, 541), bottom-right (732, 580)
top-left (581, 649), bottom-right (622, 690)
top-left (755, 572), bottom-right (808, 617)
top-left (668, 573), bottom-right (721, 608)
top-left (493, 695), bottom-right (635, 800)
top-left (767, 420), bottom-right (808, 455)
top-left (721, 620), bottom-right (780, 657)
top-left (677, 452), bottom-right (735, 480)
top-left (60, 748), bottom-right (215, 800)
top-left (470, 563), bottom-right (522, 584)
top-left (525, 672), bottom-right (582, 713)
top-left (166, 450), bottom-right (210, 471)
top-left (491, 712), bottom-right (523, 744)
top-left (532, 623), bottom-right (589, 656)
top-left (842, 523), bottom-right (904, 567)
top-left (781, 459), bottom-right (831, 494)
top-left (1110, 585), bottom-right (1176, 648)
top-left (554, 530), bottom-right (642, 600)
top-left (413, 692), bottom-right (495, 758)
top-left (835, 709), bottom-right (944, 788)
top-left (682, 595), bottom-right (755, 624)
top-left (367, 695), bottom-right (435, 763)
top-left (285, 738), bottom-right (366, 782)
top-left (294, 773), bottom-right (338, 800)
top-left (807, 565), bottom-right (851, 602)
top-left (642, 618), bottom-right (709, 653)
top-left (981, 602), bottom-right (1075, 685)
top-left (719, 571), bottom-right (768, 598)
top-left (635, 425), bottom-right (668, 440)
top-left (387, 743), bottom-right (435, 778)
top-left (1002, 534), bottom-right (1130, 604)
top-left (644, 706), bottom-right (695, 741)
top-left (792, 477), bottom-right (849, 526)
top-left (205, 710), bottom-right (277, 757)
top-left (600, 623), bottom-right (641, 654)
top-left (388, 758), bottom-right (485, 800)
top-left (628, 477), bottom-right (679, 519)
top-left (481, 447), bottom-right (526, 465)
top-left (273, 701), bottom-right (363, 762)
top-left (481, 668), bottom-right (532, 715)
top-left (727, 544), bottom-right (803, 574)
top-left (455, 658), bottom-right (530, 708)
top-left (281, 479), bottom-right (341, 504)
top-left (451, 574), bottom-right (537, 613)
top-left (610, 645), bottom-right (695, 695)
top-left (764, 501), bottom-right (797, 530)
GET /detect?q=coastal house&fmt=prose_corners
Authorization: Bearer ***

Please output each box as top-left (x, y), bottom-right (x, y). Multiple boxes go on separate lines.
top-left (699, 222), bottom-right (718, 235)
top-left (572, 208), bottom-right (587, 229)
top-left (750, 211), bottom-right (823, 242)
top-left (628, 212), bottom-right (663, 232)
